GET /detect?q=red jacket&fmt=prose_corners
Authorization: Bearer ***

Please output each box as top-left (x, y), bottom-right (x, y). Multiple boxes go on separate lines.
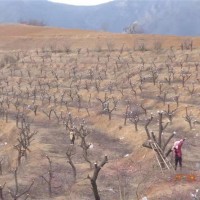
top-left (174, 139), bottom-right (184, 157)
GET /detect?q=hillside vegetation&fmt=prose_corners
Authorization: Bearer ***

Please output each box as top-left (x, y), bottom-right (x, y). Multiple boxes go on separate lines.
top-left (0, 25), bottom-right (199, 200)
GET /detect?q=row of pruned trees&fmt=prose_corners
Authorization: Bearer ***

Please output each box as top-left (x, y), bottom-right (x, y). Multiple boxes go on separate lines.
top-left (0, 40), bottom-right (199, 199)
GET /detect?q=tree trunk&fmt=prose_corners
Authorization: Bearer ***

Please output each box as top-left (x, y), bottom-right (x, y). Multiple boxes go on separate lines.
top-left (91, 180), bottom-right (100, 200)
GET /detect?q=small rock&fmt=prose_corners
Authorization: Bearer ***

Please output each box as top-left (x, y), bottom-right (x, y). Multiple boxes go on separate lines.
top-left (142, 197), bottom-right (148, 200)
top-left (89, 143), bottom-right (94, 149)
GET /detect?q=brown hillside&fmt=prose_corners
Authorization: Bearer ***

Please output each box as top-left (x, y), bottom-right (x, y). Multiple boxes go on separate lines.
top-left (0, 24), bottom-right (199, 200)
top-left (1, 24), bottom-right (200, 50)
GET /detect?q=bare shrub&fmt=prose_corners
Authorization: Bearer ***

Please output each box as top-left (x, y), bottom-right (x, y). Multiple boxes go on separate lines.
top-left (19, 19), bottom-right (46, 26)
top-left (181, 39), bottom-right (193, 51)
top-left (134, 39), bottom-right (147, 51)
top-left (153, 40), bottom-right (162, 53)
top-left (106, 41), bottom-right (115, 52)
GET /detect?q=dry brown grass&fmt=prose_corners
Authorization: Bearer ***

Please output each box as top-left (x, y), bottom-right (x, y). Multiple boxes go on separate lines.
top-left (0, 24), bottom-right (200, 51)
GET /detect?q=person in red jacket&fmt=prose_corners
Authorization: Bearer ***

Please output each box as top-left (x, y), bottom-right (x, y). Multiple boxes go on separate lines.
top-left (172, 138), bottom-right (186, 170)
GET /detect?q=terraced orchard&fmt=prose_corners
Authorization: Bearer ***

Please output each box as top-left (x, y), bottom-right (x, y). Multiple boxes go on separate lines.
top-left (0, 25), bottom-right (199, 199)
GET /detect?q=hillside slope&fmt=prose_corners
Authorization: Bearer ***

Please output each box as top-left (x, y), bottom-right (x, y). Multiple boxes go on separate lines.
top-left (1, 24), bottom-right (200, 51)
top-left (0, 25), bottom-right (199, 199)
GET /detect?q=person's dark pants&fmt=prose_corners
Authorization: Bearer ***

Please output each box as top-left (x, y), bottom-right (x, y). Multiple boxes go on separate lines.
top-left (175, 155), bottom-right (182, 170)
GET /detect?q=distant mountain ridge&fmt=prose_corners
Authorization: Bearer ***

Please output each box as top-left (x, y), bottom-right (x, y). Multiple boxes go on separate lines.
top-left (0, 0), bottom-right (199, 36)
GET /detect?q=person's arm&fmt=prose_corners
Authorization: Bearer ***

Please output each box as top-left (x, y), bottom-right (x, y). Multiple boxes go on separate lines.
top-left (178, 138), bottom-right (186, 148)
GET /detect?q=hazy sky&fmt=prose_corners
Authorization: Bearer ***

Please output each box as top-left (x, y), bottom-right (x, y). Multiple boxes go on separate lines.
top-left (49, 0), bottom-right (113, 6)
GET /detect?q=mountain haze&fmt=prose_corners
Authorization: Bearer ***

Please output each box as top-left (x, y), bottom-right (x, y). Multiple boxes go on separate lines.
top-left (0, 0), bottom-right (199, 36)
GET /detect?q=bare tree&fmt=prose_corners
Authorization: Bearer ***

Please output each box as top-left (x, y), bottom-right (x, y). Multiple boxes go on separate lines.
top-left (184, 106), bottom-right (195, 130)
top-left (185, 82), bottom-right (197, 96)
top-left (0, 182), bottom-right (6, 200)
top-left (66, 146), bottom-right (76, 182)
top-left (104, 97), bottom-right (118, 120)
top-left (143, 112), bottom-right (175, 168)
top-left (42, 107), bottom-right (54, 120)
top-left (150, 66), bottom-right (159, 85)
top-left (165, 72), bottom-right (174, 85)
top-left (157, 82), bottom-right (164, 95)
top-left (164, 104), bottom-right (177, 124)
top-left (125, 104), bottom-right (141, 132)
top-left (96, 93), bottom-right (111, 112)
top-left (88, 156), bottom-right (108, 200)
top-left (157, 91), bottom-right (167, 105)
top-left (179, 70), bottom-right (191, 87)
top-left (14, 117), bottom-right (37, 166)
top-left (41, 155), bottom-right (53, 198)
top-left (8, 168), bottom-right (34, 200)
top-left (181, 39), bottom-right (193, 51)
top-left (124, 105), bottom-right (130, 126)
top-left (75, 123), bottom-right (92, 168)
